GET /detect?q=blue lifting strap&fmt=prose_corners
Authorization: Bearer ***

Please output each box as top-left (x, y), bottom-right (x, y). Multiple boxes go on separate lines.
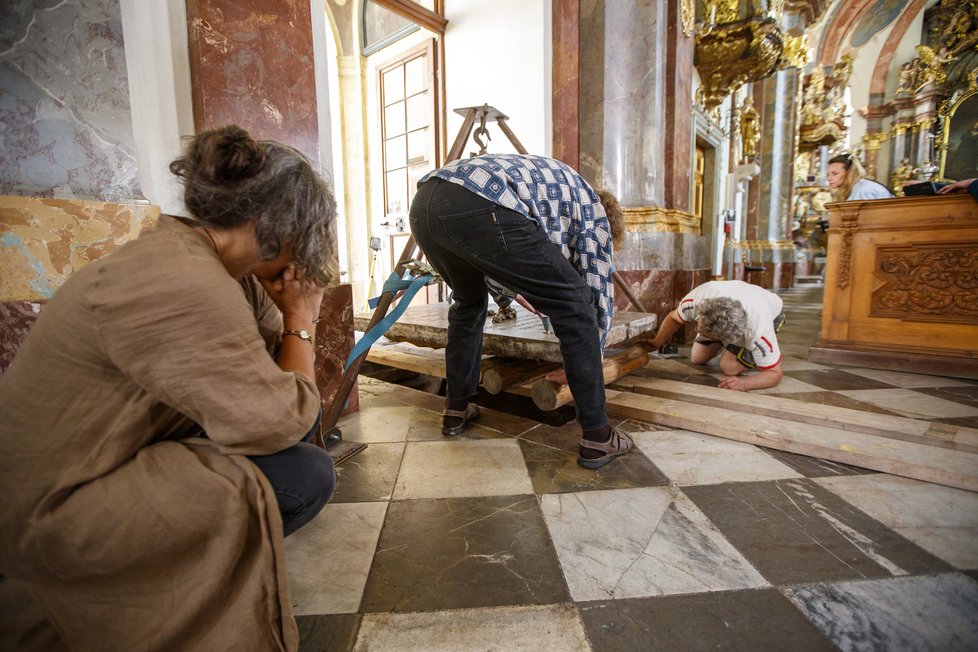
top-left (345, 271), bottom-right (434, 370)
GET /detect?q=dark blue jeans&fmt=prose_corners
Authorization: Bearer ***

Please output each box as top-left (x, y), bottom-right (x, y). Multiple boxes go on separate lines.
top-left (248, 411), bottom-right (335, 536)
top-left (410, 177), bottom-right (608, 430)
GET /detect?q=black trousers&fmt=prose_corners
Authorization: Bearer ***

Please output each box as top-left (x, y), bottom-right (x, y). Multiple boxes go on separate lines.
top-left (410, 178), bottom-right (608, 430)
top-left (248, 411), bottom-right (335, 536)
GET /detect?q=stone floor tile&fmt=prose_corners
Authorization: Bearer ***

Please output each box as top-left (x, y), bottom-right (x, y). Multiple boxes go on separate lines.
top-left (541, 487), bottom-right (767, 601)
top-left (630, 429), bottom-right (803, 486)
top-left (297, 613), bottom-right (360, 652)
top-left (684, 479), bottom-right (953, 585)
top-left (286, 502), bottom-right (388, 615)
top-left (354, 604), bottom-right (589, 651)
top-left (392, 439), bottom-right (533, 500)
top-left (781, 369), bottom-right (897, 390)
top-left (579, 589), bottom-right (834, 652)
top-left (360, 495), bottom-right (568, 612)
top-left (845, 388), bottom-right (978, 419)
top-left (519, 437), bottom-right (669, 494)
top-left (816, 474), bottom-right (978, 569)
top-left (332, 442), bottom-right (404, 503)
top-left (843, 367), bottom-right (976, 388)
top-left (783, 573), bottom-right (978, 651)
top-left (763, 389), bottom-right (905, 416)
top-left (335, 406), bottom-right (422, 443)
top-left (761, 447), bottom-right (877, 478)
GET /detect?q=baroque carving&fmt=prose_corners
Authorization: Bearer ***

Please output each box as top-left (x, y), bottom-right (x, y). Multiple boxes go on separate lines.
top-left (694, 8), bottom-right (784, 109)
top-left (872, 244), bottom-right (978, 322)
top-left (832, 208), bottom-right (860, 288)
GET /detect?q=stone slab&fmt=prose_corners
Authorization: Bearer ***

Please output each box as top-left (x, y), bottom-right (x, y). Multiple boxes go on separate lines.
top-left (354, 303), bottom-right (657, 362)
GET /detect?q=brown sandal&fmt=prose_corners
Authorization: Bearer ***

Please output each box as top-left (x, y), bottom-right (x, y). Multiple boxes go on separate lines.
top-left (441, 403), bottom-right (481, 436)
top-left (577, 428), bottom-right (633, 469)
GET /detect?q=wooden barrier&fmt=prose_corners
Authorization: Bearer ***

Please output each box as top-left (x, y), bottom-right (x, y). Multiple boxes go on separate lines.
top-left (810, 194), bottom-right (978, 378)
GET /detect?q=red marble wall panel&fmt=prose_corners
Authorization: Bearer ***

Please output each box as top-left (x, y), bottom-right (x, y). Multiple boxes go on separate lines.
top-left (315, 284), bottom-right (358, 417)
top-left (0, 301), bottom-right (44, 374)
top-left (552, 0), bottom-right (580, 170)
top-left (186, 0), bottom-right (320, 162)
top-left (663, 0), bottom-right (694, 211)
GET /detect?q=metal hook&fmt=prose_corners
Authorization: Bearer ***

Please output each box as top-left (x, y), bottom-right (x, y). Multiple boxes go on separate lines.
top-left (472, 113), bottom-right (491, 154)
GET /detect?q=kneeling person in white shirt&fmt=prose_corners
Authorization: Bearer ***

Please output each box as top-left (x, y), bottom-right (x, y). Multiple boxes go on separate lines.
top-left (643, 280), bottom-right (785, 391)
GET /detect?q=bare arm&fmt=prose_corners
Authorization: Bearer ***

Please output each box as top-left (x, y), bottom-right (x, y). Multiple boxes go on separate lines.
top-left (641, 309), bottom-right (685, 350)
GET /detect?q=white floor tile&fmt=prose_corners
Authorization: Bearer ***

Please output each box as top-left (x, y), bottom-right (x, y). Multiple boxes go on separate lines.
top-left (632, 429), bottom-right (803, 485)
top-left (286, 501), bottom-right (388, 615)
top-left (354, 604), bottom-right (589, 652)
top-left (816, 474), bottom-right (978, 569)
top-left (540, 487), bottom-right (767, 601)
top-left (845, 389), bottom-right (978, 419)
top-left (393, 439), bottom-right (534, 499)
top-left (783, 573), bottom-right (978, 650)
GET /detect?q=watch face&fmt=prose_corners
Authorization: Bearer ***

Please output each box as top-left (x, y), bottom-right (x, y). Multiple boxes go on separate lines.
top-left (300, 330), bottom-right (310, 338)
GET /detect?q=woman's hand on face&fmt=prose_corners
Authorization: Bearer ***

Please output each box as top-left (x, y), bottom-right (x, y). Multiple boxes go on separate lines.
top-left (259, 264), bottom-right (324, 324)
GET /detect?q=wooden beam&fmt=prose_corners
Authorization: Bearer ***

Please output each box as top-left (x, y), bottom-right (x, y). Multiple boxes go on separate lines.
top-left (366, 347), bottom-right (446, 378)
top-left (535, 346), bottom-right (650, 410)
top-left (605, 392), bottom-right (978, 492)
top-left (611, 377), bottom-right (978, 454)
top-left (483, 359), bottom-right (560, 394)
top-left (372, 0), bottom-right (447, 34)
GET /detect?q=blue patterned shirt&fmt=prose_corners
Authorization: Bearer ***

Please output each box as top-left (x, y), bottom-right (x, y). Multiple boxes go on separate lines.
top-left (420, 154), bottom-right (615, 344)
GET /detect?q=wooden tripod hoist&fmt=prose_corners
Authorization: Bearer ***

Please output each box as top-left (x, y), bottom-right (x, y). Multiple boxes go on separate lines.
top-left (319, 104), bottom-right (647, 463)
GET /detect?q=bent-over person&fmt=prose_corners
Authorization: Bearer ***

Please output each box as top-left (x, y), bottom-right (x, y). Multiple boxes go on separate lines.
top-left (643, 280), bottom-right (785, 391)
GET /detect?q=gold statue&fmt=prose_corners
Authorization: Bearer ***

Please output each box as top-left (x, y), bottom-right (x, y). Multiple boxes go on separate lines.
top-left (739, 96), bottom-right (761, 161)
top-left (895, 62), bottom-right (915, 95)
top-left (833, 54), bottom-right (854, 87)
top-left (912, 45), bottom-right (954, 92)
top-left (889, 158), bottom-right (914, 196)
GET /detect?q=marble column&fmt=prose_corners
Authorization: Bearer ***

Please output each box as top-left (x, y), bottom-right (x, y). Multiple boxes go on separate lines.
top-left (743, 67), bottom-right (799, 290)
top-left (579, 0), bottom-right (665, 204)
top-left (578, 0), bottom-right (708, 329)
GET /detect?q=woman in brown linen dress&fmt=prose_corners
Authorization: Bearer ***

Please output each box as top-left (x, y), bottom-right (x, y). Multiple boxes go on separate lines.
top-left (0, 125), bottom-right (338, 651)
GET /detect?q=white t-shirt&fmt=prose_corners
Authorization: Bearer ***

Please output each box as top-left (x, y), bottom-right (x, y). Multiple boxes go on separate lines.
top-left (848, 178), bottom-right (894, 200)
top-left (677, 280), bottom-right (784, 369)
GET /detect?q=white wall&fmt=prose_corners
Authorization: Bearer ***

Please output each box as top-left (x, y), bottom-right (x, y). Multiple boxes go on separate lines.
top-left (442, 0), bottom-right (551, 157)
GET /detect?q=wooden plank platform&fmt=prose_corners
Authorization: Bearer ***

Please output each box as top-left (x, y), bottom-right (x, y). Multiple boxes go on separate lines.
top-left (354, 302), bottom-right (656, 362)
top-left (606, 392), bottom-right (978, 493)
top-left (609, 377), bottom-right (978, 454)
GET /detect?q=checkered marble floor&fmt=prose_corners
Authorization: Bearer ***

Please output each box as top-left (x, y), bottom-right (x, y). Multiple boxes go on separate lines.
top-left (291, 286), bottom-right (978, 651)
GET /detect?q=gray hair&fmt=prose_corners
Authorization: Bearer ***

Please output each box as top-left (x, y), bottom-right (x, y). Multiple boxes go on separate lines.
top-left (169, 125), bottom-right (338, 286)
top-left (698, 297), bottom-right (747, 342)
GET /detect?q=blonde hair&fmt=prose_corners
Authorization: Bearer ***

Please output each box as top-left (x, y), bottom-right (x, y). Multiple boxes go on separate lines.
top-left (828, 153), bottom-right (866, 201)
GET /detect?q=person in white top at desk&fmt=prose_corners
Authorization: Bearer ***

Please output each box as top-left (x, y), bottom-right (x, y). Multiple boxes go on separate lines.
top-left (827, 153), bottom-right (895, 200)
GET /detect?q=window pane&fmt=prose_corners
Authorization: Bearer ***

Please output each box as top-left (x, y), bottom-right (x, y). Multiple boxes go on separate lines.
top-left (384, 102), bottom-right (405, 136)
top-left (382, 67), bottom-right (404, 104)
top-left (385, 134), bottom-right (406, 169)
top-left (406, 128), bottom-right (428, 165)
top-left (405, 92), bottom-right (429, 131)
top-left (404, 56), bottom-right (427, 96)
top-left (386, 169), bottom-right (407, 214)
top-left (407, 163), bottom-right (429, 206)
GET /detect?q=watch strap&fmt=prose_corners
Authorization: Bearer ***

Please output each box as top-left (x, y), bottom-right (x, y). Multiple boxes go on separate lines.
top-left (282, 329), bottom-right (313, 342)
